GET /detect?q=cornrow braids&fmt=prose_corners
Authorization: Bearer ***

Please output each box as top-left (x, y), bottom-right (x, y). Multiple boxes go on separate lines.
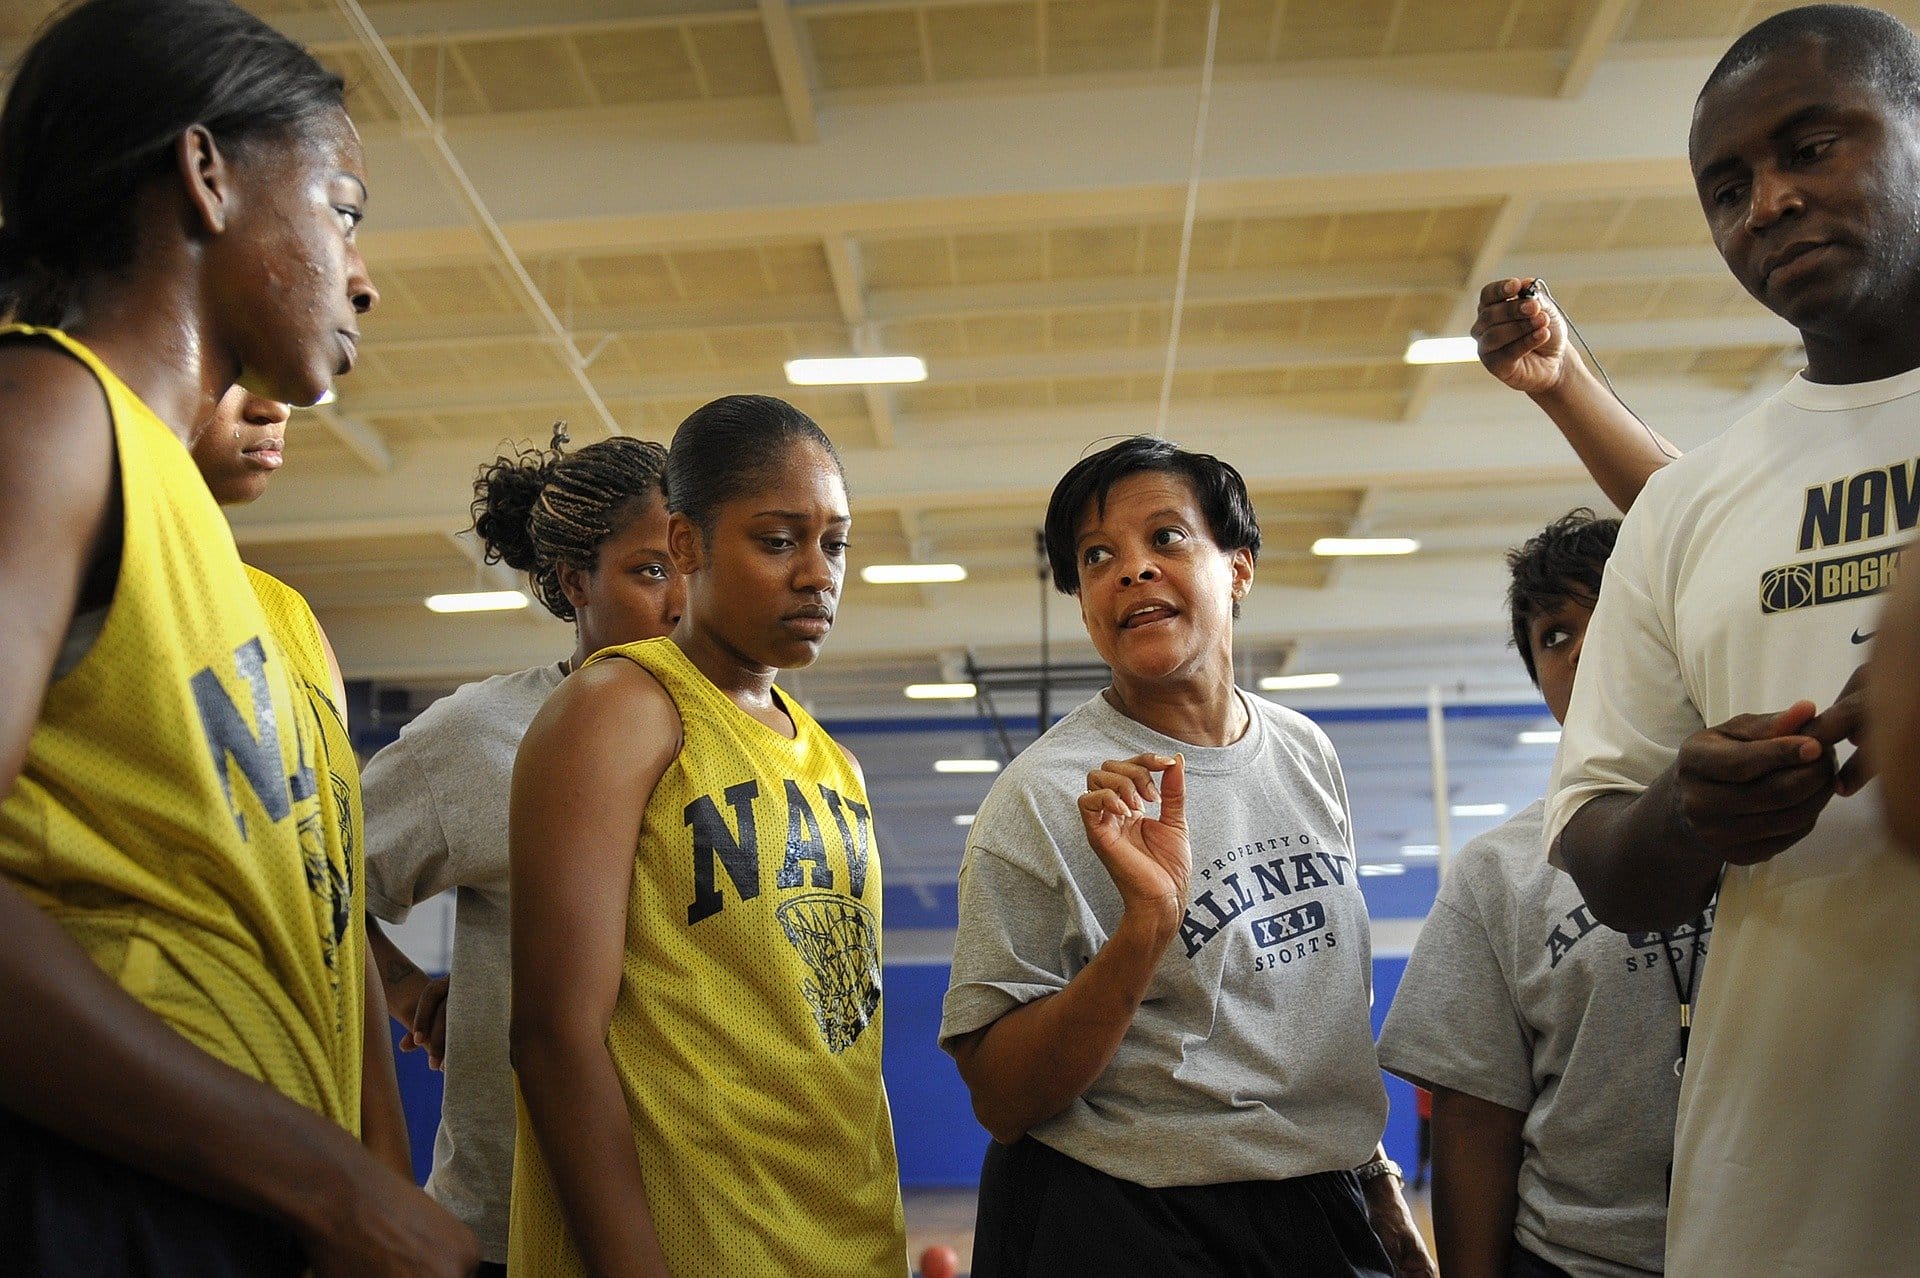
top-left (470, 429), bottom-right (669, 623)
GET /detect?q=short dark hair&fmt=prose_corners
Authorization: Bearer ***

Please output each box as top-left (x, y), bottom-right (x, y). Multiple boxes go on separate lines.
top-left (1043, 436), bottom-right (1261, 596)
top-left (470, 431), bottom-right (669, 623)
top-left (1506, 508), bottom-right (1620, 687)
top-left (666, 394), bottom-right (843, 538)
top-left (0, 0), bottom-right (346, 325)
top-left (1698, 4), bottom-right (1920, 113)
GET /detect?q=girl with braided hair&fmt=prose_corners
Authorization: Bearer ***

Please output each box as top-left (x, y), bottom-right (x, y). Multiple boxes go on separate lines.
top-left (363, 427), bottom-right (683, 1277)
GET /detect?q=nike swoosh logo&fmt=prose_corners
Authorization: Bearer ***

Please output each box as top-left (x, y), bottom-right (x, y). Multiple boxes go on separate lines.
top-left (1853, 629), bottom-right (1877, 645)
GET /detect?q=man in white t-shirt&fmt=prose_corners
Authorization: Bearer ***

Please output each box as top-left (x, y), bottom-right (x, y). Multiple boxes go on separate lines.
top-left (1534, 6), bottom-right (1920, 1274)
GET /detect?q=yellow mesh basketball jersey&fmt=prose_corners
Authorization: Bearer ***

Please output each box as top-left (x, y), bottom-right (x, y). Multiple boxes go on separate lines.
top-left (245, 565), bottom-right (365, 1134)
top-left (509, 637), bottom-right (906, 1278)
top-left (0, 327), bottom-right (356, 1130)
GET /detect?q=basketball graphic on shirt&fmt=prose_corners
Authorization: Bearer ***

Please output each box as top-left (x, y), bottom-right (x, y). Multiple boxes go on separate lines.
top-left (776, 893), bottom-right (881, 1053)
top-left (1760, 563), bottom-right (1815, 613)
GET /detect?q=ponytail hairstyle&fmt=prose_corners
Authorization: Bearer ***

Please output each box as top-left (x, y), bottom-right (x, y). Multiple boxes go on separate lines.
top-left (666, 394), bottom-right (843, 540)
top-left (470, 425), bottom-right (671, 623)
top-left (0, 0), bottom-right (346, 324)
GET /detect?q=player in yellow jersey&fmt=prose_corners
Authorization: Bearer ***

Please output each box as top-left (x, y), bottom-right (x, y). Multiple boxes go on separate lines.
top-left (364, 428), bottom-right (684, 1278)
top-left (191, 386), bottom-right (415, 1179)
top-left (509, 394), bottom-right (908, 1277)
top-left (0, 2), bottom-right (475, 1275)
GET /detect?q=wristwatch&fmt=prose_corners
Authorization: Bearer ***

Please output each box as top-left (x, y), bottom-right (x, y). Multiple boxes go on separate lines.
top-left (1354, 1156), bottom-right (1403, 1184)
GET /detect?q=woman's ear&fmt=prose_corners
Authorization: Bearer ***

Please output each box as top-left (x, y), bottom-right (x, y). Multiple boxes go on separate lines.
top-left (668, 510), bottom-right (703, 577)
top-left (557, 561), bottom-right (592, 614)
top-left (1229, 546), bottom-right (1255, 602)
top-left (175, 123), bottom-right (233, 238)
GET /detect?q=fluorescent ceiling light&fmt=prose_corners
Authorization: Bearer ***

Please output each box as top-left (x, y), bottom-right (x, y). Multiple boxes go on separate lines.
top-left (1401, 844), bottom-right (1441, 858)
top-left (935, 759), bottom-right (1000, 774)
top-left (1404, 335), bottom-right (1478, 365)
top-left (784, 356), bottom-right (927, 386)
top-left (904, 682), bottom-right (976, 700)
top-left (1519, 729), bottom-right (1563, 746)
top-left (1359, 863), bottom-right (1407, 877)
top-left (1259, 672), bottom-right (1342, 692)
top-left (1451, 802), bottom-right (1510, 818)
top-left (425, 590), bottom-right (529, 614)
top-left (861, 563), bottom-right (967, 585)
top-left (953, 813), bottom-right (976, 826)
top-left (1312, 537), bottom-right (1420, 557)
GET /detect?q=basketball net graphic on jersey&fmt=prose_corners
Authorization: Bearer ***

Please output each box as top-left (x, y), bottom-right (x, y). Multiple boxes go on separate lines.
top-left (776, 892), bottom-right (881, 1053)
top-left (298, 808), bottom-right (351, 972)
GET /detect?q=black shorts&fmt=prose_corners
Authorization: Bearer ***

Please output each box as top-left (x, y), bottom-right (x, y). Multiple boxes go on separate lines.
top-left (972, 1137), bottom-right (1396, 1278)
top-left (0, 1109), bottom-right (305, 1277)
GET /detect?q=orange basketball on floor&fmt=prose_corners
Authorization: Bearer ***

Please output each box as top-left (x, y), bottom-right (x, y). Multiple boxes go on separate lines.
top-left (920, 1244), bottom-right (960, 1278)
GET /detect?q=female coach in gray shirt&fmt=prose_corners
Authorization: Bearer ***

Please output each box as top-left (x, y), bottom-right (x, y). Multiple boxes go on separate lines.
top-left (941, 436), bottom-right (1432, 1278)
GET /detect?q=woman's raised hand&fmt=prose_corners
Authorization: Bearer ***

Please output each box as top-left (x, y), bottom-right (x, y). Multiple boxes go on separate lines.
top-left (1078, 753), bottom-right (1189, 929)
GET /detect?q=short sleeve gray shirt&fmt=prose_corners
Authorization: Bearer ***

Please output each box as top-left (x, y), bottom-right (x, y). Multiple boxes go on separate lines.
top-left (940, 690), bottom-right (1388, 1187)
top-left (1378, 802), bottom-right (1714, 1278)
top-left (363, 663), bottom-right (563, 1264)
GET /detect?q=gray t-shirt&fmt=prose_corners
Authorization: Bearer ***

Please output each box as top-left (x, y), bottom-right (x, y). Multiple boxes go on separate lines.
top-left (363, 662), bottom-right (564, 1264)
top-left (940, 689), bottom-right (1388, 1187)
top-left (1378, 802), bottom-right (1714, 1278)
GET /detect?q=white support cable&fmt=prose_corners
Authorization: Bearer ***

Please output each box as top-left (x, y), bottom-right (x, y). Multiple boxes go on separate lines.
top-left (329, 0), bottom-right (623, 437)
top-left (1153, 0), bottom-right (1220, 438)
top-left (1426, 684), bottom-right (1453, 884)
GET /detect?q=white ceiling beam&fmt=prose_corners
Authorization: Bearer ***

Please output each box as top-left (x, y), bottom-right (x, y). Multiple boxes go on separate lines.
top-left (857, 383), bottom-right (899, 449)
top-left (872, 260), bottom-right (1466, 319)
top-left (1402, 194), bottom-right (1538, 422)
top-left (333, 0), bottom-right (625, 436)
top-left (0, 11), bottom-right (1719, 129)
top-left (1559, 0), bottom-right (1642, 98)
top-left (821, 233), bottom-right (899, 448)
top-left (822, 234), bottom-right (870, 326)
top-left (354, 250), bottom-right (1732, 356)
top-left (445, 530), bottom-right (524, 594)
top-left (0, 2), bottom-right (760, 72)
top-left (357, 156), bottom-right (1692, 263)
top-left (309, 404), bottom-right (394, 473)
top-left (820, 234), bottom-right (921, 595)
top-left (233, 513), bottom-right (456, 546)
top-left (359, 260), bottom-right (1464, 354)
top-left (354, 51), bottom-right (1714, 261)
top-left (1492, 244), bottom-right (1720, 284)
top-left (315, 553), bottom-right (1513, 680)
top-left (284, 0), bottom-right (756, 52)
top-left (759, 0), bottom-right (821, 143)
top-left (337, 314), bottom-right (1794, 417)
top-left (265, 0), bottom-right (1069, 56)
top-left (365, 296), bottom-right (843, 346)
top-left (230, 380), bottom-right (1754, 547)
